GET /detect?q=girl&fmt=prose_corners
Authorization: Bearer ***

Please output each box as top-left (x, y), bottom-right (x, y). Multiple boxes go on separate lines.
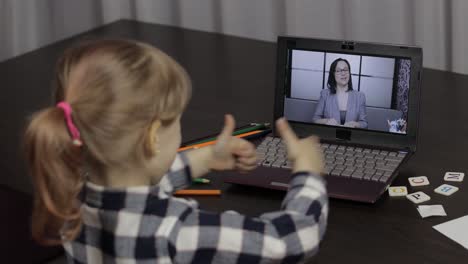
top-left (24, 39), bottom-right (327, 263)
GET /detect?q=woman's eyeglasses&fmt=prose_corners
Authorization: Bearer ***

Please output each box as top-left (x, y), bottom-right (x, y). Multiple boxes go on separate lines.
top-left (335, 69), bottom-right (349, 74)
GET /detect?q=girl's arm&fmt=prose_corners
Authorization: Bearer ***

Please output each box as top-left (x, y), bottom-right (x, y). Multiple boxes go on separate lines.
top-left (170, 171), bottom-right (328, 263)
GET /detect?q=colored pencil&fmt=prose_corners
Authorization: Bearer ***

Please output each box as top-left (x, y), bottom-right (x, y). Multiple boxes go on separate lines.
top-left (193, 178), bottom-right (210, 184)
top-left (180, 123), bottom-right (253, 147)
top-left (242, 129), bottom-right (272, 140)
top-left (178, 130), bottom-right (265, 152)
top-left (184, 123), bottom-right (269, 146)
top-left (174, 189), bottom-right (221, 196)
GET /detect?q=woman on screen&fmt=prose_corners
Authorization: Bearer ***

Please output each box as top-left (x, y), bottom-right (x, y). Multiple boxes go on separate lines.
top-left (312, 58), bottom-right (368, 128)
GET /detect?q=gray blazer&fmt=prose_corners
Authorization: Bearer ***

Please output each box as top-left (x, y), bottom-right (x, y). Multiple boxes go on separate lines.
top-left (312, 89), bottom-right (368, 128)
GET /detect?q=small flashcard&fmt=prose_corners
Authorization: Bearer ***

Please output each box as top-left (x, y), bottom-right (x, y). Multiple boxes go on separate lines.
top-left (417, 205), bottom-right (447, 218)
top-left (408, 176), bottom-right (430, 186)
top-left (388, 186), bottom-right (408, 197)
top-left (444, 172), bottom-right (464, 182)
top-left (406, 191), bottom-right (431, 204)
top-left (434, 184), bottom-right (459, 196)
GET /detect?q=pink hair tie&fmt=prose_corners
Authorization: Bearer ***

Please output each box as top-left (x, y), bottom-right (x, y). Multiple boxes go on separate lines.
top-left (56, 102), bottom-right (83, 146)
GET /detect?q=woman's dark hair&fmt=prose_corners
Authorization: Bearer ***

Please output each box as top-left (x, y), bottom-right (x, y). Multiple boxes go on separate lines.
top-left (327, 58), bottom-right (353, 94)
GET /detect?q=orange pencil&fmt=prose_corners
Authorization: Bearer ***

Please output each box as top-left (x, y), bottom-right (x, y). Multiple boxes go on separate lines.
top-left (178, 130), bottom-right (263, 152)
top-left (174, 189), bottom-right (221, 196)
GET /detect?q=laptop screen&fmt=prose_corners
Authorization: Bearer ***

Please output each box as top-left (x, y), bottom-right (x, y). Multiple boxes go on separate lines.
top-left (284, 49), bottom-right (411, 135)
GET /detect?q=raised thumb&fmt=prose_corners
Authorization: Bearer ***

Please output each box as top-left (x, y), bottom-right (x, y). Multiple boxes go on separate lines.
top-left (214, 114), bottom-right (235, 155)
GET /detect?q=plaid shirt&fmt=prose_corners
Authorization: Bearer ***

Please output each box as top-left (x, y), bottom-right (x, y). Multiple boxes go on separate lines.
top-left (64, 153), bottom-right (328, 263)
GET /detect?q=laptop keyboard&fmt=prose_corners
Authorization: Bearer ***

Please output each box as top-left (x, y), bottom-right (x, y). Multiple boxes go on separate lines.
top-left (256, 136), bottom-right (407, 183)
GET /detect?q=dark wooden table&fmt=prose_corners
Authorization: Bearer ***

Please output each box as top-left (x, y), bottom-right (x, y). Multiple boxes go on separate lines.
top-left (1, 19), bottom-right (468, 263)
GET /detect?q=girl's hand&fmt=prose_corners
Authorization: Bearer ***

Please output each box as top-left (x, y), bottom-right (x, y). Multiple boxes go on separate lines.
top-left (276, 117), bottom-right (324, 175)
top-left (209, 114), bottom-right (257, 172)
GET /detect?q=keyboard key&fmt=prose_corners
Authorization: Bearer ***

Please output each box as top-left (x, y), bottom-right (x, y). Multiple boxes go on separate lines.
top-left (281, 162), bottom-right (292, 169)
top-left (376, 160), bottom-right (386, 166)
top-left (385, 156), bottom-right (403, 162)
top-left (351, 171), bottom-right (364, 179)
top-left (379, 176), bottom-right (390, 183)
top-left (386, 161), bottom-right (400, 167)
top-left (335, 155), bottom-right (345, 160)
top-left (341, 170), bottom-right (353, 177)
top-left (272, 161), bottom-right (283, 168)
top-left (335, 160), bottom-right (345, 165)
top-left (375, 165), bottom-right (394, 172)
top-left (331, 169), bottom-right (343, 176)
top-left (335, 164), bottom-right (346, 170)
top-left (363, 173), bottom-right (374, 180)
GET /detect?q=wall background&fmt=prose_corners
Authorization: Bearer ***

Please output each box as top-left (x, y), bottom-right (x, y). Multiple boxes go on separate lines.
top-left (1, 0), bottom-right (468, 74)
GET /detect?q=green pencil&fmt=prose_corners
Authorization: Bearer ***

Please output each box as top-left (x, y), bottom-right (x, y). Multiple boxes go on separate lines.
top-left (193, 178), bottom-right (210, 184)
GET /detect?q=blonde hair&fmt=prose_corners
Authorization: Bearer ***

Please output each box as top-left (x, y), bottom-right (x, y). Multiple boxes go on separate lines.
top-left (23, 39), bottom-right (191, 245)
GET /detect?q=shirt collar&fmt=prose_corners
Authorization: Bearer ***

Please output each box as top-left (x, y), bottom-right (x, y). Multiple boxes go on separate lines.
top-left (82, 179), bottom-right (163, 210)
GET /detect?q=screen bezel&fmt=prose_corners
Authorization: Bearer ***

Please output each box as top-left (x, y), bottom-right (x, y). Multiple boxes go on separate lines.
top-left (274, 36), bottom-right (422, 151)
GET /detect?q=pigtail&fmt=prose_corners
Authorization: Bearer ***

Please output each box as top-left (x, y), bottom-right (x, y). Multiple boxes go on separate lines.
top-left (24, 107), bottom-right (84, 245)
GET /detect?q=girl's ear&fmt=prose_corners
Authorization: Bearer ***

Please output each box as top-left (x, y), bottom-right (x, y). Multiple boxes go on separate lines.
top-left (145, 120), bottom-right (161, 157)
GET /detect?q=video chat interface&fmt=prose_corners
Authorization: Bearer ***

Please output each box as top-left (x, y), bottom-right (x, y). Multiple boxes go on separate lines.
top-left (283, 49), bottom-right (411, 134)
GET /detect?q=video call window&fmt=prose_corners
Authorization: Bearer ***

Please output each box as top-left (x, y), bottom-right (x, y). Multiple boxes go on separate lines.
top-left (284, 49), bottom-right (411, 134)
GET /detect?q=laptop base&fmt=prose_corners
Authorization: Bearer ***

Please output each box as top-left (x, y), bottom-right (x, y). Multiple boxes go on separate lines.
top-left (223, 166), bottom-right (389, 203)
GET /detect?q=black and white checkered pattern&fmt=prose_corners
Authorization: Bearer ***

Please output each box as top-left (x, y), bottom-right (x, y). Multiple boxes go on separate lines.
top-left (63, 153), bottom-right (328, 263)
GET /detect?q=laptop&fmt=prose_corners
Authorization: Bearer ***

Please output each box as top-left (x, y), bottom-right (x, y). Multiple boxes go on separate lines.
top-left (224, 36), bottom-right (422, 203)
